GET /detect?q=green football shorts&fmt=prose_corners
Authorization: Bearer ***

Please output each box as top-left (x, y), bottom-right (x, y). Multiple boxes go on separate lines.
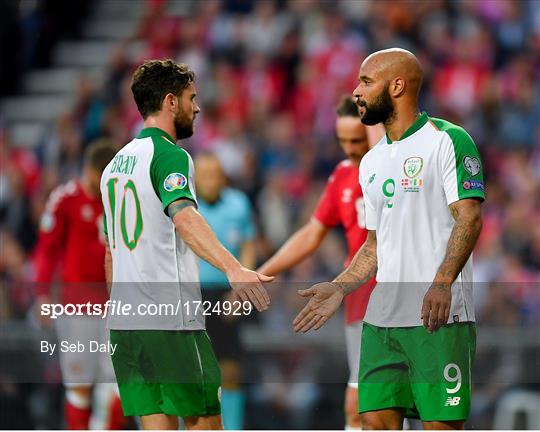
top-left (358, 322), bottom-right (476, 422)
top-left (110, 329), bottom-right (221, 418)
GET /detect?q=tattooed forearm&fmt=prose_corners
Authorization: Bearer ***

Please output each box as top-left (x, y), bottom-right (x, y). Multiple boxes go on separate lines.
top-left (435, 200), bottom-right (483, 284)
top-left (333, 230), bottom-right (378, 294)
top-left (167, 199), bottom-right (196, 219)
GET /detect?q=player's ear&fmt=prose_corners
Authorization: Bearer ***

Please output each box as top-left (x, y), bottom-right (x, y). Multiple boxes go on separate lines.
top-left (390, 77), bottom-right (406, 98)
top-left (163, 93), bottom-right (177, 113)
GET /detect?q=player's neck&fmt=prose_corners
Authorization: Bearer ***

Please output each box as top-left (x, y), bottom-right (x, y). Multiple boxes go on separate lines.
top-left (384, 106), bottom-right (420, 142)
top-left (80, 177), bottom-right (98, 198)
top-left (203, 196), bottom-right (220, 205)
top-left (143, 117), bottom-right (177, 142)
top-left (200, 191), bottom-right (221, 204)
top-left (348, 157), bottom-right (361, 167)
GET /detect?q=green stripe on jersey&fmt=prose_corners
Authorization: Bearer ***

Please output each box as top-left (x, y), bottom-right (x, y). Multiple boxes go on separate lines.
top-left (145, 130), bottom-right (197, 215)
top-left (386, 112), bottom-right (429, 144)
top-left (430, 117), bottom-right (485, 201)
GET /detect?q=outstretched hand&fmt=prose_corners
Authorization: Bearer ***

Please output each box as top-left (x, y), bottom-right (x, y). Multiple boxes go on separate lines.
top-left (293, 282), bottom-right (344, 333)
top-left (228, 267), bottom-right (273, 312)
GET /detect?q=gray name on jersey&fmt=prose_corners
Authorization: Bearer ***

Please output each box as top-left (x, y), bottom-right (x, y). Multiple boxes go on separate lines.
top-left (110, 154), bottom-right (138, 175)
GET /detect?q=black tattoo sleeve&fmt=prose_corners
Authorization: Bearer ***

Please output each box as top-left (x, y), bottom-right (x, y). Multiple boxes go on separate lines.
top-left (167, 199), bottom-right (196, 219)
top-left (333, 230), bottom-right (378, 295)
top-left (435, 199), bottom-right (482, 283)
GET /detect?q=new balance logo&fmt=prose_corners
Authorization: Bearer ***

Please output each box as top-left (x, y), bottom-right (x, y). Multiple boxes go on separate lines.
top-left (445, 397), bottom-right (461, 406)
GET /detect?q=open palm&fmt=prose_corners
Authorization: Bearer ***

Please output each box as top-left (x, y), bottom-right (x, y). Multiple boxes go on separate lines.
top-left (293, 282), bottom-right (344, 333)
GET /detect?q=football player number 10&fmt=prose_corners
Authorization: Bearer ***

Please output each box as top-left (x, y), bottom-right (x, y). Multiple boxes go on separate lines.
top-left (106, 178), bottom-right (143, 251)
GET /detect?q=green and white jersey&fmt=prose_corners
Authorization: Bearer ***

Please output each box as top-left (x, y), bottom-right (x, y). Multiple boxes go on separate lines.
top-left (359, 113), bottom-right (484, 327)
top-left (100, 127), bottom-right (203, 330)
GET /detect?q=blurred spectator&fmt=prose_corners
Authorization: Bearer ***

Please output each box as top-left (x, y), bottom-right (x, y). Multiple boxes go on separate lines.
top-left (196, 153), bottom-right (257, 430)
top-left (0, 129), bottom-right (41, 251)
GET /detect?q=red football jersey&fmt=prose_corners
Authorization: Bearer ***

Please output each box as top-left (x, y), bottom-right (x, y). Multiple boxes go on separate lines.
top-left (35, 181), bottom-right (108, 305)
top-left (312, 160), bottom-right (376, 324)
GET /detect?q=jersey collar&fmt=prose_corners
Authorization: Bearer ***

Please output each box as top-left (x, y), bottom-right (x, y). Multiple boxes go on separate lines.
top-left (137, 127), bottom-right (176, 144)
top-left (385, 112), bottom-right (429, 144)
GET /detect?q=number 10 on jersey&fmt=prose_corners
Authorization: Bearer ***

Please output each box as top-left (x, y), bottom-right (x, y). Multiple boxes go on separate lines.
top-left (106, 178), bottom-right (143, 251)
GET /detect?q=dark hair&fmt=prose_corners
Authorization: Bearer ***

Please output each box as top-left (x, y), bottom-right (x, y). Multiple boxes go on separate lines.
top-left (84, 139), bottom-right (117, 174)
top-left (336, 95), bottom-right (360, 118)
top-left (131, 59), bottom-right (195, 119)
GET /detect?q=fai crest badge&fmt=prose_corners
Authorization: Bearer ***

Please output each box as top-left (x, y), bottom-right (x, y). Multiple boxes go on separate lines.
top-left (403, 157), bottom-right (423, 178)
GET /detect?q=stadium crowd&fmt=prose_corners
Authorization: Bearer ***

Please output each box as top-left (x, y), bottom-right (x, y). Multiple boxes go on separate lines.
top-left (1, 0), bottom-right (539, 429)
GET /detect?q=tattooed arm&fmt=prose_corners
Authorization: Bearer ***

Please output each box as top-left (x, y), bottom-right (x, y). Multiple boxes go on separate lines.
top-left (333, 230), bottom-right (378, 294)
top-left (421, 198), bottom-right (483, 332)
top-left (293, 230), bottom-right (377, 332)
top-left (434, 199), bottom-right (483, 283)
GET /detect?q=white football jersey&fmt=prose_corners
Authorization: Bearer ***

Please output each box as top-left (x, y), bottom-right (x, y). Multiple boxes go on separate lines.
top-left (101, 127), bottom-right (203, 330)
top-left (359, 113), bottom-right (485, 327)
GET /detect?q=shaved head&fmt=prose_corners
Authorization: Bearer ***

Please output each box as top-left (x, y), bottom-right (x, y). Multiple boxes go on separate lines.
top-left (361, 48), bottom-right (423, 98)
top-left (353, 48), bottom-right (424, 126)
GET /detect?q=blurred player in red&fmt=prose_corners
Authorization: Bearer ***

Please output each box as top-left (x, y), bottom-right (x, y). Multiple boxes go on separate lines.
top-left (258, 96), bottom-right (384, 429)
top-left (34, 140), bottom-right (127, 430)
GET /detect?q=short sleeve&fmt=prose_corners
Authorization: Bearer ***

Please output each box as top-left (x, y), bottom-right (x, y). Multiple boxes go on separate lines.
top-left (39, 187), bottom-right (67, 236)
top-left (440, 127), bottom-right (485, 205)
top-left (150, 145), bottom-right (198, 214)
top-left (312, 174), bottom-right (340, 227)
top-left (359, 164), bottom-right (377, 230)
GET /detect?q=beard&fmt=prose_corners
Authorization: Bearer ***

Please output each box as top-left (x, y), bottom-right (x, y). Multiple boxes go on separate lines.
top-left (359, 83), bottom-right (394, 126)
top-left (174, 109), bottom-right (194, 139)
